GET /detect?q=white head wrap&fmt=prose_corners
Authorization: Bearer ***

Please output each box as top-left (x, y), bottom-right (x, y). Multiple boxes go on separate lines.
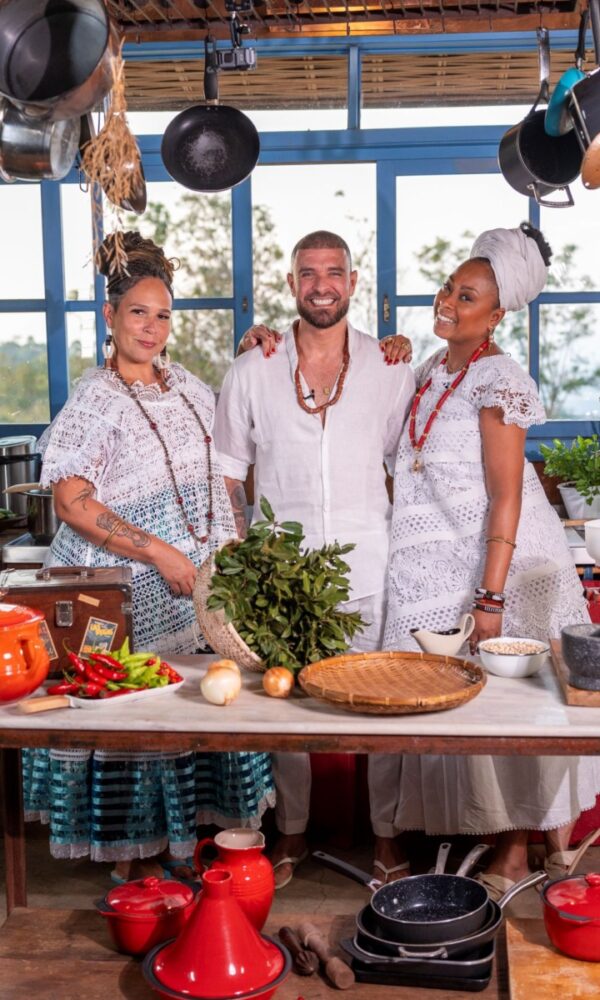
top-left (469, 226), bottom-right (548, 312)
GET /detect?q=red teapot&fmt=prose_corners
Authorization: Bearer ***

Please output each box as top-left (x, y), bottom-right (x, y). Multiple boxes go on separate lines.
top-left (194, 828), bottom-right (275, 930)
top-left (0, 602), bottom-right (50, 702)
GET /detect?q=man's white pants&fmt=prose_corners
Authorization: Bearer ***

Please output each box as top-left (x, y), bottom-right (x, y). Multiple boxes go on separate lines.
top-left (272, 591), bottom-right (402, 838)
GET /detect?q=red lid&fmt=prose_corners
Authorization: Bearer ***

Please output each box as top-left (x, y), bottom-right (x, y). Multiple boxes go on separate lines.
top-left (106, 877), bottom-right (194, 915)
top-left (546, 873), bottom-right (600, 917)
top-left (0, 602), bottom-right (45, 629)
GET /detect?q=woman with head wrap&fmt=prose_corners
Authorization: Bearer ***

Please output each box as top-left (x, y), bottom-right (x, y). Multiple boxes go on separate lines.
top-left (382, 222), bottom-right (598, 897)
top-left (22, 231), bottom-right (274, 882)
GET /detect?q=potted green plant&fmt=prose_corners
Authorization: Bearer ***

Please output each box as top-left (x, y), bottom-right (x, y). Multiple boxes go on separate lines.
top-left (539, 435), bottom-right (600, 519)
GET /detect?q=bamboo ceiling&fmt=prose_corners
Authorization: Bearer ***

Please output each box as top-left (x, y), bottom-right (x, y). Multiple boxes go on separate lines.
top-left (125, 46), bottom-right (597, 109)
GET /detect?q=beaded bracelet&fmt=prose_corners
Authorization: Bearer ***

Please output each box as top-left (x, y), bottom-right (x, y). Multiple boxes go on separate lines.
top-left (473, 601), bottom-right (504, 614)
top-left (486, 536), bottom-right (517, 549)
top-left (475, 588), bottom-right (506, 602)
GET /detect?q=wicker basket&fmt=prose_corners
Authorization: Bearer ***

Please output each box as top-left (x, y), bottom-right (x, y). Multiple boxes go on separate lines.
top-left (298, 650), bottom-right (486, 715)
top-left (192, 544), bottom-right (264, 672)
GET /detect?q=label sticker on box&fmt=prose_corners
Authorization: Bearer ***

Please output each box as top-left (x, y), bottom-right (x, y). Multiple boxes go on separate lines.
top-left (79, 616), bottom-right (118, 655)
top-left (38, 620), bottom-right (58, 661)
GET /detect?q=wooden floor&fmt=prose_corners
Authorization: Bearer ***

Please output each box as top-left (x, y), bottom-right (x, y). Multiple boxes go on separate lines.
top-left (0, 907), bottom-right (508, 1000)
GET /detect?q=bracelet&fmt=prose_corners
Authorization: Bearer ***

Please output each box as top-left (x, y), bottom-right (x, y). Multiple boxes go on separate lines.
top-left (473, 601), bottom-right (504, 614)
top-left (486, 536), bottom-right (517, 549)
top-left (475, 588), bottom-right (506, 602)
top-left (102, 519), bottom-right (125, 549)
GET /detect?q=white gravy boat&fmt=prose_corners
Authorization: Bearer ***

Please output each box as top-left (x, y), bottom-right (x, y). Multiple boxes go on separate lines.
top-left (410, 613), bottom-right (475, 657)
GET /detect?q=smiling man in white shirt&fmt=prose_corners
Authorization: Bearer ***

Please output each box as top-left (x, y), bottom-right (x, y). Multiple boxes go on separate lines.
top-left (214, 230), bottom-right (415, 888)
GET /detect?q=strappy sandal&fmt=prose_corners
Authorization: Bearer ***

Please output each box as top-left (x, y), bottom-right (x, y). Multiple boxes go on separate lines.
top-left (272, 849), bottom-right (309, 890)
top-left (544, 827), bottom-right (600, 881)
top-left (372, 859), bottom-right (411, 884)
top-left (474, 871), bottom-right (518, 903)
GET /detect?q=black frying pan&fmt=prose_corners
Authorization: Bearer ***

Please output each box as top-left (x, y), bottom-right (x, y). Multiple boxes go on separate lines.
top-left (313, 845), bottom-right (491, 944)
top-left (160, 38), bottom-right (259, 193)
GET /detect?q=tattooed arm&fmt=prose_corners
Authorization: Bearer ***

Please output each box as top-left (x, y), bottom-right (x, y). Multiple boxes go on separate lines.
top-left (52, 476), bottom-right (198, 596)
top-left (223, 477), bottom-right (249, 539)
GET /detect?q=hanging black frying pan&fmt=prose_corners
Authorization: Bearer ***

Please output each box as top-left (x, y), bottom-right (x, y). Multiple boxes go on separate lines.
top-left (160, 38), bottom-right (259, 193)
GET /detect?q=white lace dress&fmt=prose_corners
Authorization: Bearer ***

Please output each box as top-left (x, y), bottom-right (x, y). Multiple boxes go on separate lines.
top-left (23, 364), bottom-right (275, 861)
top-left (383, 350), bottom-right (598, 834)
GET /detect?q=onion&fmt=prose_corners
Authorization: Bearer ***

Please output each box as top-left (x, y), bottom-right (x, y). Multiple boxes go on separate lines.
top-left (208, 658), bottom-right (241, 675)
top-left (262, 667), bottom-right (295, 699)
top-left (201, 665), bottom-right (242, 706)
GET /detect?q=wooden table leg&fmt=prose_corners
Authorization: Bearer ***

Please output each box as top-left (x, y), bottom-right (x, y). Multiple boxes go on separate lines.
top-left (1, 747), bottom-right (27, 912)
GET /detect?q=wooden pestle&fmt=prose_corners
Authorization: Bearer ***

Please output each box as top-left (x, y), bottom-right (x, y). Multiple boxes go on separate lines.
top-left (278, 926), bottom-right (319, 976)
top-left (297, 920), bottom-right (355, 990)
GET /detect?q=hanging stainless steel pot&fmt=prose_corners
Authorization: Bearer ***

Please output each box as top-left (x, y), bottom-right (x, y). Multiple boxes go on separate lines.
top-left (0, 0), bottom-right (119, 122)
top-left (160, 37), bottom-right (259, 193)
top-left (4, 483), bottom-right (60, 544)
top-left (0, 97), bottom-right (80, 181)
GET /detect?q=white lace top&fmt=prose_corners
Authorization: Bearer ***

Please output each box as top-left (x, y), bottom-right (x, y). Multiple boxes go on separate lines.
top-left (39, 365), bottom-right (235, 654)
top-left (383, 350), bottom-right (589, 647)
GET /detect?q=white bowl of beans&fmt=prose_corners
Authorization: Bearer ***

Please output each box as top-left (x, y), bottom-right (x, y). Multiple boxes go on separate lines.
top-left (478, 637), bottom-right (550, 678)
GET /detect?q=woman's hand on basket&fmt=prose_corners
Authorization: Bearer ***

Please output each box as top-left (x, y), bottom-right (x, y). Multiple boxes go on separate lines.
top-left (469, 609), bottom-right (502, 654)
top-left (152, 542), bottom-right (198, 596)
top-left (237, 325), bottom-right (282, 357)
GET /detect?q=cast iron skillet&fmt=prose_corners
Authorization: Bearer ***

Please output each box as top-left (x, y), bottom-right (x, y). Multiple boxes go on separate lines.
top-left (313, 844), bottom-right (492, 944)
top-left (160, 38), bottom-right (259, 193)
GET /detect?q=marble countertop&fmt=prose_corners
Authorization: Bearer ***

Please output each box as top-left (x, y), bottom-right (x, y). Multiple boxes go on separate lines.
top-left (1, 652), bottom-right (600, 740)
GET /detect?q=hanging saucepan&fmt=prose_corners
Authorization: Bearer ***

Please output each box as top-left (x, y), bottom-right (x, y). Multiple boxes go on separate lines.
top-left (0, 0), bottom-right (119, 122)
top-left (498, 30), bottom-right (582, 208)
top-left (0, 97), bottom-right (80, 182)
top-left (545, 10), bottom-right (588, 137)
top-left (582, 131), bottom-right (600, 188)
top-left (160, 37), bottom-right (260, 193)
top-left (313, 843), bottom-right (493, 945)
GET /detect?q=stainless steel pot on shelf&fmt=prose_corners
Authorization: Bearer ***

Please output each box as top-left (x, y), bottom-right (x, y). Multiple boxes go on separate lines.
top-left (4, 482), bottom-right (60, 544)
top-left (0, 437), bottom-right (40, 517)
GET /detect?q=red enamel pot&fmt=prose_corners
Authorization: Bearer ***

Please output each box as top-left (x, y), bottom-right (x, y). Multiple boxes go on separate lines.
top-left (95, 876), bottom-right (198, 956)
top-left (542, 872), bottom-right (600, 961)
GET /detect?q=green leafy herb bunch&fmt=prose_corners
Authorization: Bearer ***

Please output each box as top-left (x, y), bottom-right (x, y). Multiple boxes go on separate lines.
top-left (540, 435), bottom-right (600, 506)
top-left (206, 497), bottom-right (365, 673)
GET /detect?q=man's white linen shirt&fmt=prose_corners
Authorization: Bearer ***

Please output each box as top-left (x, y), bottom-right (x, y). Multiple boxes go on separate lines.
top-left (214, 323), bottom-right (415, 601)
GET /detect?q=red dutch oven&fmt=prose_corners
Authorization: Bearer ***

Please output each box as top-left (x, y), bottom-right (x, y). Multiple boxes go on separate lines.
top-left (542, 872), bottom-right (600, 961)
top-left (95, 876), bottom-right (197, 956)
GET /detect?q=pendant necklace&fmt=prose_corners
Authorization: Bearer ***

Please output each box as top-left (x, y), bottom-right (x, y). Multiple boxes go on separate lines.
top-left (294, 333), bottom-right (350, 415)
top-left (112, 367), bottom-right (215, 545)
top-left (409, 338), bottom-right (490, 472)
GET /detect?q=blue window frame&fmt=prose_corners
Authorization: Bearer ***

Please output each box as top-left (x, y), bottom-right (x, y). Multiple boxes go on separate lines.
top-left (1, 30), bottom-right (598, 453)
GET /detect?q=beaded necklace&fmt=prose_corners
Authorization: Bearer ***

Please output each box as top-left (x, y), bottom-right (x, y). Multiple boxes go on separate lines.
top-left (409, 338), bottom-right (490, 473)
top-left (293, 332), bottom-right (350, 416)
top-left (112, 367), bottom-right (214, 545)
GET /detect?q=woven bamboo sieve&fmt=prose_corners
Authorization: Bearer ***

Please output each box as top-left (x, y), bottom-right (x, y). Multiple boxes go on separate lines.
top-left (298, 650), bottom-right (486, 714)
top-left (192, 544), bottom-right (264, 672)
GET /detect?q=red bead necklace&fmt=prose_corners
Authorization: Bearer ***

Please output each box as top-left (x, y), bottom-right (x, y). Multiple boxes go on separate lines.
top-left (409, 338), bottom-right (491, 472)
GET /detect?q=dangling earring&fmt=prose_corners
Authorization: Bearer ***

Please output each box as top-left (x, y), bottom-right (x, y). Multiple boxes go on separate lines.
top-left (102, 333), bottom-right (114, 364)
top-left (155, 346), bottom-right (170, 370)
top-left (488, 326), bottom-right (495, 343)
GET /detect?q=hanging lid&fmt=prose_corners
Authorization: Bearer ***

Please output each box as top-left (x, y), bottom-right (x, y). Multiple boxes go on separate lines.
top-left (0, 603), bottom-right (45, 629)
top-left (106, 876), bottom-right (195, 915)
top-left (545, 873), bottom-right (600, 916)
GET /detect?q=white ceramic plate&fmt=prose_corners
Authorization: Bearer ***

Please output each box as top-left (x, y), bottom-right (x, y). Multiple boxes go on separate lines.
top-left (65, 679), bottom-right (185, 710)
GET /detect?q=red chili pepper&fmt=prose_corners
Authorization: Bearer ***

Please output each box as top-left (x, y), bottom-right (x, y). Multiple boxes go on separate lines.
top-left (66, 651), bottom-right (88, 676)
top-left (77, 682), bottom-right (103, 698)
top-left (88, 654), bottom-right (127, 680)
top-left (82, 662), bottom-right (109, 688)
top-left (146, 657), bottom-right (157, 666)
top-left (47, 681), bottom-right (81, 695)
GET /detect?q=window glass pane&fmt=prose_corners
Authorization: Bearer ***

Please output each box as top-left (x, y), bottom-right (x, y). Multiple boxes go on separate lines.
top-left (67, 313), bottom-right (97, 391)
top-left (0, 187), bottom-right (44, 298)
top-left (62, 186), bottom-right (95, 301)
top-left (129, 108), bottom-right (346, 134)
top-left (540, 303), bottom-right (600, 420)
top-left (363, 105), bottom-right (528, 128)
top-left (540, 184), bottom-right (600, 291)
top-left (169, 309), bottom-right (234, 391)
top-left (126, 183), bottom-right (233, 298)
top-left (251, 164), bottom-right (377, 334)
top-left (396, 174), bottom-right (526, 295)
top-left (0, 313), bottom-right (49, 423)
